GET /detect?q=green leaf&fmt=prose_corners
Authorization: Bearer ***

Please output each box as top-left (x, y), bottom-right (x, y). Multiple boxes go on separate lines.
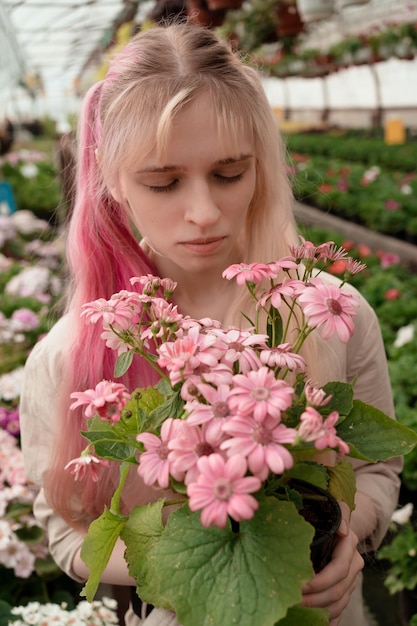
top-left (284, 462), bottom-right (329, 490)
top-left (321, 381), bottom-right (353, 416)
top-left (145, 389), bottom-right (184, 432)
top-left (15, 524), bottom-right (44, 544)
top-left (275, 605), bottom-right (329, 625)
top-left (35, 554), bottom-right (63, 576)
top-left (337, 400), bottom-right (417, 461)
top-left (0, 601), bottom-right (13, 626)
top-left (81, 419), bottom-right (137, 461)
top-left (81, 507), bottom-right (127, 602)
top-left (121, 499), bottom-right (169, 609)
top-left (327, 460), bottom-right (356, 512)
top-left (126, 499), bottom-right (315, 626)
top-left (4, 501), bottom-right (33, 518)
top-left (121, 386), bottom-right (166, 436)
top-left (114, 349), bottom-right (134, 377)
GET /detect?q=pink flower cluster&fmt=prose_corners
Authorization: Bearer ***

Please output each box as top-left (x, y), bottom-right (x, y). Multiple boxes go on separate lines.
top-left (71, 243), bottom-right (361, 529)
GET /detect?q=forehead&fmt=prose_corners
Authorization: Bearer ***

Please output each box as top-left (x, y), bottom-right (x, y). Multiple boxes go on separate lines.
top-left (122, 93), bottom-right (254, 169)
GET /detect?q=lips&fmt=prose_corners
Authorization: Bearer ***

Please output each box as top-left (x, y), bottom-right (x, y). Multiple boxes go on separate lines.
top-left (181, 236), bottom-right (226, 254)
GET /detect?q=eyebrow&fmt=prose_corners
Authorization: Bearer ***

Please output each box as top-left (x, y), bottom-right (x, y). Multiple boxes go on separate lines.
top-left (135, 153), bottom-right (254, 174)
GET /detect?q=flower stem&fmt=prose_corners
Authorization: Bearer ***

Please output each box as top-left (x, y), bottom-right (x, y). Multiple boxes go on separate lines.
top-left (110, 461), bottom-right (131, 515)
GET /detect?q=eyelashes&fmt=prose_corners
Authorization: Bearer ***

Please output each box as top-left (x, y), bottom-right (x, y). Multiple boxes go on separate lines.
top-left (148, 172), bottom-right (244, 193)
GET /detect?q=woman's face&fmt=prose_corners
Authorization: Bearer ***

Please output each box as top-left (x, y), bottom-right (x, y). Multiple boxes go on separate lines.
top-left (115, 95), bottom-right (257, 281)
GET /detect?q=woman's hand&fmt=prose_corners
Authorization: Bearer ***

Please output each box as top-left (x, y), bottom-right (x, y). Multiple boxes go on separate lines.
top-left (300, 501), bottom-right (364, 626)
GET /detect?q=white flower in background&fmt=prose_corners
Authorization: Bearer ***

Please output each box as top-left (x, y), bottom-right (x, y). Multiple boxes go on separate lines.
top-left (0, 519), bottom-right (13, 549)
top-left (391, 502), bottom-right (414, 525)
top-left (20, 163), bottom-right (39, 179)
top-left (25, 239), bottom-right (62, 268)
top-left (394, 323), bottom-right (415, 348)
top-left (0, 367), bottom-right (25, 401)
top-left (361, 165), bottom-right (381, 184)
top-left (0, 252), bottom-right (12, 271)
top-left (5, 265), bottom-right (51, 297)
top-left (12, 210), bottom-right (49, 235)
top-left (10, 597), bottom-right (119, 625)
top-left (400, 184), bottom-right (412, 195)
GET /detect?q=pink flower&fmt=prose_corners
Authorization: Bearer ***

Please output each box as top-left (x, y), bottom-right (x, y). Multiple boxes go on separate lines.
top-left (228, 367), bottom-right (294, 422)
top-left (385, 199), bottom-right (401, 211)
top-left (289, 237), bottom-right (321, 262)
top-left (221, 414), bottom-right (297, 480)
top-left (130, 274), bottom-right (177, 298)
top-left (222, 263), bottom-right (276, 285)
top-left (304, 382), bottom-right (332, 408)
top-left (11, 308), bottom-right (39, 331)
top-left (380, 253), bottom-right (400, 269)
top-left (187, 454), bottom-right (261, 528)
top-left (168, 421), bottom-right (224, 484)
top-left (384, 288), bottom-right (401, 300)
top-left (257, 279), bottom-right (298, 310)
top-left (179, 363), bottom-right (234, 401)
top-left (147, 298), bottom-right (183, 333)
top-left (137, 418), bottom-right (183, 488)
top-left (186, 383), bottom-right (238, 440)
top-left (260, 343), bottom-right (306, 372)
top-left (70, 380), bottom-right (131, 421)
top-left (215, 327), bottom-right (267, 373)
top-left (157, 326), bottom-right (225, 385)
top-left (298, 407), bottom-right (349, 455)
top-left (65, 454), bottom-right (110, 482)
top-left (298, 283), bottom-right (359, 343)
top-left (81, 292), bottom-right (140, 330)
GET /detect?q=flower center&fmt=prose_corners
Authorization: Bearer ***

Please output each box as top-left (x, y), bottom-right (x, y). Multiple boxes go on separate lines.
top-left (157, 442), bottom-right (169, 460)
top-left (212, 401), bottom-right (230, 418)
top-left (252, 424), bottom-right (272, 446)
top-left (326, 298), bottom-right (342, 316)
top-left (213, 478), bottom-right (233, 501)
top-left (195, 363), bottom-right (211, 375)
top-left (251, 386), bottom-right (270, 401)
top-left (195, 442), bottom-right (214, 457)
top-left (228, 341), bottom-right (244, 352)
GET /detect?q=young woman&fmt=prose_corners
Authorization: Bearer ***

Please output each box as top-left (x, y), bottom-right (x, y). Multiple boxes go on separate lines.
top-left (20, 22), bottom-right (401, 626)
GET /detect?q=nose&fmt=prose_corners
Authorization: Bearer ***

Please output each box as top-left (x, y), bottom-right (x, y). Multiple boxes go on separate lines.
top-left (183, 181), bottom-right (221, 227)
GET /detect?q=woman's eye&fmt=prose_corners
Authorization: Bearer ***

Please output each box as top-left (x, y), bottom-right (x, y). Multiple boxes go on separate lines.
top-left (148, 180), bottom-right (179, 193)
top-left (214, 172), bottom-right (244, 184)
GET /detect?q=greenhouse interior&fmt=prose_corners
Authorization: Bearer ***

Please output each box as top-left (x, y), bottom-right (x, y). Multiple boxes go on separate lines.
top-left (1, 0), bottom-right (417, 625)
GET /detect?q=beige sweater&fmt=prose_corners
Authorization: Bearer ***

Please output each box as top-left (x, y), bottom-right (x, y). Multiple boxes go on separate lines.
top-left (19, 284), bottom-right (402, 626)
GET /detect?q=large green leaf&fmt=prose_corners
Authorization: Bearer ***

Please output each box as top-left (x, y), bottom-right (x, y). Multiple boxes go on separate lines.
top-left (81, 507), bottom-right (127, 601)
top-left (327, 460), bottom-right (356, 512)
top-left (321, 381), bottom-right (353, 416)
top-left (125, 498), bottom-right (316, 626)
top-left (337, 400), bottom-right (417, 461)
top-left (275, 605), bottom-right (329, 625)
top-left (121, 499), bottom-right (170, 610)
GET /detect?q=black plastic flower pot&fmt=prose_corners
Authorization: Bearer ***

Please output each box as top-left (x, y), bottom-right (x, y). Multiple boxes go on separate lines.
top-left (287, 478), bottom-right (342, 573)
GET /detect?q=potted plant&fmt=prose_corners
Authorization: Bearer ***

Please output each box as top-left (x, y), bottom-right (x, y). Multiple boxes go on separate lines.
top-left (377, 504), bottom-right (417, 626)
top-left (68, 242), bottom-right (417, 626)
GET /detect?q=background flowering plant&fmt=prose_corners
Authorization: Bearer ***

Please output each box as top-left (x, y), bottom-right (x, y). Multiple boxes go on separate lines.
top-left (71, 240), bottom-right (417, 626)
top-left (0, 596), bottom-right (118, 626)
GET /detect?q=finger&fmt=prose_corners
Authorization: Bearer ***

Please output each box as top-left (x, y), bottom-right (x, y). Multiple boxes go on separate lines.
top-left (337, 500), bottom-right (351, 537)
